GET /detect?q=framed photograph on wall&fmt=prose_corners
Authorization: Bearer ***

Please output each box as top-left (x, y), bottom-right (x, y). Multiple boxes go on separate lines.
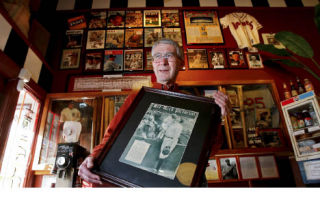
top-left (207, 49), bottom-right (227, 69)
top-left (125, 28), bottom-right (143, 48)
top-left (125, 10), bottom-right (143, 28)
top-left (262, 33), bottom-right (285, 49)
top-left (163, 28), bottom-right (182, 46)
top-left (60, 49), bottom-right (81, 70)
top-left (88, 11), bottom-right (106, 29)
top-left (187, 49), bottom-right (209, 69)
top-left (144, 10), bottom-right (161, 27)
top-left (107, 11), bottom-right (125, 28)
top-left (144, 28), bottom-right (162, 48)
top-left (258, 155), bottom-right (279, 179)
top-left (93, 87), bottom-right (222, 187)
top-left (246, 52), bottom-right (264, 69)
top-left (218, 157), bottom-right (239, 181)
top-left (161, 10), bottom-right (179, 27)
top-left (104, 50), bottom-right (123, 72)
top-left (124, 49), bottom-right (143, 71)
top-left (105, 29), bottom-right (124, 48)
top-left (144, 49), bottom-right (153, 71)
top-left (86, 30), bottom-right (105, 49)
top-left (205, 158), bottom-right (220, 181)
top-left (84, 52), bottom-right (103, 71)
top-left (227, 49), bottom-right (247, 68)
top-left (239, 156), bottom-right (259, 180)
top-left (65, 30), bottom-right (83, 48)
top-left (183, 10), bottom-right (224, 44)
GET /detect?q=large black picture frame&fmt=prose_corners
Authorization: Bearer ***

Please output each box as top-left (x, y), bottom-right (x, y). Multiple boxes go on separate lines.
top-left (93, 87), bottom-right (221, 187)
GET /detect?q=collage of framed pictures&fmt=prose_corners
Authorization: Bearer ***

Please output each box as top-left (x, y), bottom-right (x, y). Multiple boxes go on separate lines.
top-left (205, 154), bottom-right (279, 182)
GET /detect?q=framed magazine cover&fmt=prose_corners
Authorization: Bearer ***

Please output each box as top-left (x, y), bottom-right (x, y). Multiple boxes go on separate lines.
top-left (84, 52), bottom-right (103, 71)
top-left (93, 87), bottom-right (221, 187)
top-left (125, 28), bottom-right (143, 48)
top-left (107, 11), bottom-right (125, 28)
top-left (183, 10), bottom-right (224, 44)
top-left (207, 49), bottom-right (227, 69)
top-left (163, 28), bottom-right (182, 46)
top-left (246, 52), bottom-right (264, 69)
top-left (104, 50), bottom-right (123, 72)
top-left (60, 49), bottom-right (81, 70)
top-left (65, 30), bottom-right (83, 48)
top-left (162, 10), bottom-right (179, 27)
top-left (124, 49), bottom-right (143, 71)
top-left (86, 30), bottom-right (105, 49)
top-left (88, 11), bottom-right (106, 29)
top-left (144, 10), bottom-right (161, 27)
top-left (144, 28), bottom-right (162, 47)
top-left (105, 29), bottom-right (124, 48)
top-left (126, 10), bottom-right (143, 28)
top-left (187, 49), bottom-right (209, 69)
top-left (227, 49), bottom-right (247, 68)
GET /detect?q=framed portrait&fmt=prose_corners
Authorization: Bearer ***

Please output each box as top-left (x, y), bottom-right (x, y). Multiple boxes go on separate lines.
top-left (262, 33), bottom-right (285, 49)
top-left (88, 11), bottom-right (106, 29)
top-left (104, 50), bottom-right (123, 72)
top-left (86, 30), bottom-right (105, 50)
top-left (60, 49), bottom-right (81, 70)
top-left (65, 30), bottom-right (83, 48)
top-left (187, 49), bottom-right (209, 69)
top-left (227, 49), bottom-right (247, 68)
top-left (207, 49), bottom-right (227, 69)
top-left (125, 28), bottom-right (143, 48)
top-left (124, 49), bottom-right (143, 71)
top-left (105, 29), bottom-right (124, 48)
top-left (84, 52), bottom-right (103, 71)
top-left (258, 128), bottom-right (282, 147)
top-left (93, 87), bottom-right (221, 187)
top-left (257, 155), bottom-right (279, 179)
top-left (239, 156), bottom-right (259, 180)
top-left (144, 28), bottom-right (162, 48)
top-left (183, 10), bottom-right (224, 44)
top-left (218, 157), bottom-right (239, 181)
top-left (144, 49), bottom-right (153, 71)
top-left (246, 52), bottom-right (264, 69)
top-left (125, 10), bottom-right (143, 28)
top-left (32, 93), bottom-right (102, 172)
top-left (144, 10), bottom-right (161, 27)
top-left (255, 108), bottom-right (272, 128)
top-left (163, 28), bottom-right (182, 46)
top-left (162, 10), bottom-right (179, 27)
top-left (205, 159), bottom-right (220, 181)
top-left (107, 11), bottom-right (125, 28)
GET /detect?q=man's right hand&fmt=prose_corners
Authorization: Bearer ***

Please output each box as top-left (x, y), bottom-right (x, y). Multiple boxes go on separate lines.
top-left (78, 156), bottom-right (103, 185)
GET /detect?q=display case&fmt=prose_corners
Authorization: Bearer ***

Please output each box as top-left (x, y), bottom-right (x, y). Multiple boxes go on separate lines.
top-left (281, 91), bottom-right (320, 161)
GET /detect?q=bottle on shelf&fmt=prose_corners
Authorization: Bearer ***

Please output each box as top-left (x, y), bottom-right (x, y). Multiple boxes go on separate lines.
top-left (297, 112), bottom-right (305, 129)
top-left (296, 77), bottom-right (305, 94)
top-left (290, 80), bottom-right (298, 97)
top-left (303, 109), bottom-right (313, 127)
top-left (308, 106), bottom-right (318, 126)
top-left (304, 78), bottom-right (314, 92)
top-left (283, 82), bottom-right (291, 99)
top-left (290, 113), bottom-right (299, 130)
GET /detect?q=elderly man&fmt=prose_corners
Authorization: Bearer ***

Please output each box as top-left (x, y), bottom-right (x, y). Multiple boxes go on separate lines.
top-left (78, 38), bottom-right (229, 185)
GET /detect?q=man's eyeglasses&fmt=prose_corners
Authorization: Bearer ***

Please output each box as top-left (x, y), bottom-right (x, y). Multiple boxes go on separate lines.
top-left (152, 52), bottom-right (177, 62)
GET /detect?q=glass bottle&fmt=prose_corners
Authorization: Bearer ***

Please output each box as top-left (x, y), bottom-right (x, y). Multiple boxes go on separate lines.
top-left (296, 77), bottom-right (305, 94)
top-left (290, 113), bottom-right (298, 130)
top-left (290, 80), bottom-right (298, 97)
top-left (308, 106), bottom-right (318, 125)
top-left (283, 82), bottom-right (291, 99)
top-left (297, 112), bottom-right (305, 129)
top-left (303, 109), bottom-right (313, 127)
top-left (304, 78), bottom-right (314, 92)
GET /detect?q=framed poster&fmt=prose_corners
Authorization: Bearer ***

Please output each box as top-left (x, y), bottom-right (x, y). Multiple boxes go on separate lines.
top-left (104, 50), bottom-right (123, 72)
top-left (105, 29), bottom-right (124, 48)
top-left (239, 156), bottom-right (259, 180)
top-left (246, 52), bottom-right (264, 69)
top-left (88, 11), bottom-right (106, 29)
top-left (65, 30), bottom-right (83, 48)
top-left (187, 49), bottom-right (209, 69)
top-left (219, 157), bottom-right (239, 180)
top-left (205, 159), bottom-right (220, 181)
top-left (163, 28), bottom-right (182, 46)
top-left (183, 10), bottom-right (224, 44)
top-left (227, 49), bottom-right (247, 68)
top-left (144, 10), bottom-right (161, 27)
top-left (258, 155), bottom-right (279, 179)
top-left (162, 10), bottom-right (179, 27)
top-left (86, 30), bottom-right (105, 50)
top-left (125, 10), bottom-right (143, 28)
top-left (93, 87), bottom-right (221, 187)
top-left (124, 49), bottom-right (143, 71)
top-left (84, 52), bottom-right (103, 71)
top-left (144, 28), bottom-right (162, 47)
top-left (207, 49), bottom-right (227, 69)
top-left (107, 11), bottom-right (125, 28)
top-left (60, 49), bottom-right (81, 70)
top-left (144, 49), bottom-right (153, 71)
top-left (125, 28), bottom-right (143, 48)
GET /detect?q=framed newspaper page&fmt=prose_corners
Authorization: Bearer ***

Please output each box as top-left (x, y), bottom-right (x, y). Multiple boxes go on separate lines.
top-left (238, 156), bottom-right (259, 180)
top-left (183, 10), bottom-right (224, 45)
top-left (187, 49), bottom-right (209, 69)
top-left (143, 10), bottom-right (161, 27)
top-left (93, 87), bottom-right (222, 187)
